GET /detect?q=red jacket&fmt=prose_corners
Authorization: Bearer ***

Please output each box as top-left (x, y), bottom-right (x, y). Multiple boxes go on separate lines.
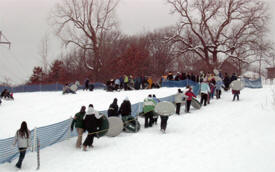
top-left (185, 90), bottom-right (196, 101)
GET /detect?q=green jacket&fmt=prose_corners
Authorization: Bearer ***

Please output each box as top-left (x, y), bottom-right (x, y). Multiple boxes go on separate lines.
top-left (71, 112), bottom-right (85, 129)
top-left (124, 76), bottom-right (129, 83)
top-left (143, 98), bottom-right (156, 114)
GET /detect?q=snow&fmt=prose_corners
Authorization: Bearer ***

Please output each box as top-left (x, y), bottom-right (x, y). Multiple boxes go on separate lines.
top-left (1, 86), bottom-right (275, 172)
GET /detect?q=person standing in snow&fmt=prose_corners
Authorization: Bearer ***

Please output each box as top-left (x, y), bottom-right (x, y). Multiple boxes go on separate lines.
top-left (215, 76), bottom-right (224, 99)
top-left (13, 121), bottom-right (31, 169)
top-left (143, 95), bottom-right (157, 128)
top-left (174, 89), bottom-right (184, 115)
top-left (200, 79), bottom-right (210, 106)
top-left (123, 75), bottom-right (129, 90)
top-left (230, 78), bottom-right (242, 101)
top-left (107, 98), bottom-right (119, 117)
top-left (82, 104), bottom-right (102, 151)
top-left (119, 97), bottom-right (132, 117)
top-left (84, 79), bottom-right (90, 91)
top-left (71, 106), bottom-right (86, 148)
top-left (185, 86), bottom-right (196, 113)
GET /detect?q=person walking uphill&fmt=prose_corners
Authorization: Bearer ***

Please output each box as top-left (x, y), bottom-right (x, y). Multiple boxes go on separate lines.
top-left (174, 89), bottom-right (184, 115)
top-left (71, 106), bottom-right (86, 148)
top-left (185, 86), bottom-right (196, 113)
top-left (13, 121), bottom-right (31, 169)
top-left (143, 95), bottom-right (157, 128)
top-left (82, 104), bottom-right (102, 151)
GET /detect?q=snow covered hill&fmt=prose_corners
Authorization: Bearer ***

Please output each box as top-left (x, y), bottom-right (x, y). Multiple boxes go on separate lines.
top-left (0, 86), bottom-right (275, 172)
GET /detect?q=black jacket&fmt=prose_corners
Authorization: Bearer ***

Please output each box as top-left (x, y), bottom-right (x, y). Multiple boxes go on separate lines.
top-left (84, 114), bottom-right (99, 133)
top-left (108, 102), bottom-right (119, 117)
top-left (119, 100), bottom-right (131, 116)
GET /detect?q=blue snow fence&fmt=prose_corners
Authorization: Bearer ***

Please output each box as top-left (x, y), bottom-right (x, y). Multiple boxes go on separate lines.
top-left (161, 79), bottom-right (200, 96)
top-left (243, 77), bottom-right (263, 89)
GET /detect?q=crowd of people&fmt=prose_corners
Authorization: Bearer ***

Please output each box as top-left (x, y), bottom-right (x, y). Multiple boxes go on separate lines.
top-left (10, 69), bottom-right (243, 169)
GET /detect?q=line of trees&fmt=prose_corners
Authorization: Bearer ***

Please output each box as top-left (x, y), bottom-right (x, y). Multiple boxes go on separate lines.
top-left (28, 0), bottom-right (274, 85)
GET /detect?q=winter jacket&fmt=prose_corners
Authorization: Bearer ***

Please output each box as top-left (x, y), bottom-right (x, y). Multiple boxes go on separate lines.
top-left (143, 98), bottom-right (156, 114)
top-left (185, 90), bottom-right (196, 101)
top-left (215, 79), bottom-right (224, 90)
top-left (108, 102), bottom-right (119, 117)
top-left (13, 130), bottom-right (31, 148)
top-left (167, 74), bottom-right (173, 80)
top-left (200, 82), bottom-right (210, 94)
top-left (71, 112), bottom-right (85, 129)
top-left (115, 79), bottom-right (120, 85)
top-left (147, 78), bottom-right (153, 89)
top-left (174, 92), bottom-right (185, 103)
top-left (124, 76), bottom-right (129, 83)
top-left (83, 107), bottom-right (102, 133)
top-left (119, 100), bottom-right (131, 116)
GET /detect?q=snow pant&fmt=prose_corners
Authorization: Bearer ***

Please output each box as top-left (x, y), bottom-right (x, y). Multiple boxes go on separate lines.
top-left (176, 103), bottom-right (181, 115)
top-left (233, 93), bottom-right (239, 101)
top-left (124, 83), bottom-right (128, 90)
top-left (186, 100), bottom-right (192, 112)
top-left (16, 148), bottom-right (26, 169)
top-left (84, 84), bottom-right (89, 90)
top-left (216, 89), bottom-right (221, 99)
top-left (160, 116), bottom-right (169, 131)
top-left (144, 111), bottom-right (154, 128)
top-left (83, 133), bottom-right (95, 147)
top-left (207, 93), bottom-right (210, 104)
top-left (200, 93), bottom-right (208, 106)
top-left (152, 113), bottom-right (158, 124)
top-left (76, 128), bottom-right (84, 148)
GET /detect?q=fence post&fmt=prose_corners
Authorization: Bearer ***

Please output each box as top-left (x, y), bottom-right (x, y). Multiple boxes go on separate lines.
top-left (67, 118), bottom-right (72, 139)
top-left (33, 127), bottom-right (37, 152)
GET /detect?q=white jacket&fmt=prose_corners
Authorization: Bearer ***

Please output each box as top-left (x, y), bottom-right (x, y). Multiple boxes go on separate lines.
top-left (174, 92), bottom-right (184, 103)
top-left (14, 130), bottom-right (31, 148)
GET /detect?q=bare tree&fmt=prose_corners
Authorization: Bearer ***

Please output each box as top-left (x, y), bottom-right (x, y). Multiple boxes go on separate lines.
top-left (167, 0), bottom-right (270, 72)
top-left (51, 0), bottom-right (119, 80)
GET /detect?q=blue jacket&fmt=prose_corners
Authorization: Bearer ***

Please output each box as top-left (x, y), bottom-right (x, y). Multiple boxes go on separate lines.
top-left (200, 82), bottom-right (210, 94)
top-left (216, 80), bottom-right (224, 90)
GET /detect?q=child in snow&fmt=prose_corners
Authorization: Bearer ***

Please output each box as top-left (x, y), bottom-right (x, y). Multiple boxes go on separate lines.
top-left (200, 79), bottom-right (210, 106)
top-left (230, 79), bottom-right (242, 101)
top-left (174, 89), bottom-right (184, 115)
top-left (185, 86), bottom-right (196, 113)
top-left (13, 121), bottom-right (31, 169)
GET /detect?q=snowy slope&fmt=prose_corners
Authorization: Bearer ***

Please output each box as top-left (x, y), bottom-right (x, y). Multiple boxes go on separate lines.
top-left (1, 86), bottom-right (275, 172)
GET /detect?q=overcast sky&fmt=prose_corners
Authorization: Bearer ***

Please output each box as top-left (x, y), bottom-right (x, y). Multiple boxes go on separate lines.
top-left (0, 0), bottom-right (274, 85)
